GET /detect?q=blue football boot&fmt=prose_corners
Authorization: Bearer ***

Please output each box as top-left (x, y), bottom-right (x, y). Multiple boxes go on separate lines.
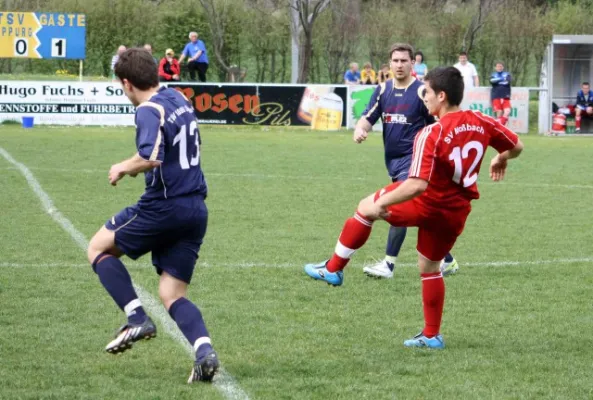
top-left (304, 260), bottom-right (343, 286)
top-left (403, 332), bottom-right (445, 349)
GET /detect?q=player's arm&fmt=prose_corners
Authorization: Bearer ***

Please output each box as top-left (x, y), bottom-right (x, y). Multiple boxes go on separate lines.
top-left (109, 105), bottom-right (164, 186)
top-left (368, 126), bottom-right (436, 219)
top-left (486, 115), bottom-right (524, 181)
top-left (490, 73), bottom-right (501, 85)
top-left (354, 84), bottom-right (384, 143)
top-left (576, 92), bottom-right (585, 109)
top-left (374, 178), bottom-right (428, 211)
top-left (473, 66), bottom-right (480, 86)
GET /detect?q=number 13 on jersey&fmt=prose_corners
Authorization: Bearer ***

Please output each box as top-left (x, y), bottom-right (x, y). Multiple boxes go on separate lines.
top-left (173, 120), bottom-right (201, 170)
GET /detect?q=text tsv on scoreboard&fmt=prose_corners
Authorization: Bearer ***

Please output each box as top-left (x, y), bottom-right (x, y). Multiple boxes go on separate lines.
top-left (0, 12), bottom-right (85, 59)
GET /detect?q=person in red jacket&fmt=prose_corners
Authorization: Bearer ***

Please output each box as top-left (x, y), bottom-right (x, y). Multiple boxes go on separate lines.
top-left (159, 49), bottom-right (180, 82)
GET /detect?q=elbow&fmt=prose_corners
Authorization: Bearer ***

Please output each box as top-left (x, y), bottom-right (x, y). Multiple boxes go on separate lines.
top-left (410, 179), bottom-right (428, 197)
top-left (513, 140), bottom-right (524, 155)
top-left (147, 160), bottom-right (162, 169)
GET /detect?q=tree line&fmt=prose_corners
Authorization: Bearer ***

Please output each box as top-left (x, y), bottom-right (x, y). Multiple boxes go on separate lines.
top-left (1, 0), bottom-right (593, 85)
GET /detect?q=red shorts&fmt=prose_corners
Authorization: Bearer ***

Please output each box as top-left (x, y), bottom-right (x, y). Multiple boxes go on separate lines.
top-left (492, 98), bottom-right (511, 112)
top-left (374, 182), bottom-right (471, 261)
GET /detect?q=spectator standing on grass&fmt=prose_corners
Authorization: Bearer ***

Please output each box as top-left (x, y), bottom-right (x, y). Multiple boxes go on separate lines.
top-left (490, 61), bottom-right (512, 126)
top-left (413, 51), bottom-right (428, 81)
top-left (158, 48), bottom-right (181, 82)
top-left (178, 32), bottom-right (209, 82)
top-left (454, 51), bottom-right (479, 89)
top-left (344, 62), bottom-right (361, 85)
top-left (111, 45), bottom-right (126, 81)
top-left (360, 62), bottom-right (376, 85)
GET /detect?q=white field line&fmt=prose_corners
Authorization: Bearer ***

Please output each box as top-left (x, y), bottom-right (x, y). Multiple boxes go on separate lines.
top-left (2, 257), bottom-right (593, 270)
top-left (0, 165), bottom-right (592, 190)
top-left (0, 147), bottom-right (249, 400)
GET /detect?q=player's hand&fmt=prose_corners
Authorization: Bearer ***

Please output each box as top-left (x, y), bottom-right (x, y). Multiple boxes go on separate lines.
top-left (366, 203), bottom-right (391, 220)
top-left (489, 154), bottom-right (508, 181)
top-left (587, 106), bottom-right (593, 114)
top-left (353, 127), bottom-right (368, 143)
top-left (108, 163), bottom-right (126, 186)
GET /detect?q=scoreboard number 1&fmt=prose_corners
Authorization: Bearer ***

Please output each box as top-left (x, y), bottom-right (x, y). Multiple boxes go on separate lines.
top-left (51, 38), bottom-right (66, 58)
top-left (14, 38), bottom-right (28, 57)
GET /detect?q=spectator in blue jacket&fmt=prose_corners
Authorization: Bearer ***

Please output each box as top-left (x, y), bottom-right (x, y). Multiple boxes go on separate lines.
top-left (490, 62), bottom-right (512, 125)
top-left (344, 63), bottom-right (361, 85)
top-left (178, 32), bottom-right (209, 82)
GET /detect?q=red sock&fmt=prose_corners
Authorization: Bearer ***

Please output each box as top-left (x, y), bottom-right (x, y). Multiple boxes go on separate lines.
top-left (576, 115), bottom-right (582, 129)
top-left (326, 212), bottom-right (373, 272)
top-left (421, 272), bottom-right (445, 337)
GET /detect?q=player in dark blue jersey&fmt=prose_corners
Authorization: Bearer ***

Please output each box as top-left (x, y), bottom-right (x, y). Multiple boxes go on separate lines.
top-left (86, 48), bottom-right (218, 383)
top-left (353, 43), bottom-right (459, 278)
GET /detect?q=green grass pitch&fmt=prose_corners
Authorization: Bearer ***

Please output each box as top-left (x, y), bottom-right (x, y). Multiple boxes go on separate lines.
top-left (1, 125), bottom-right (592, 399)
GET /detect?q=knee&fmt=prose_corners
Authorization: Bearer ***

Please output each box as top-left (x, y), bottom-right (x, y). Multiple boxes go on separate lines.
top-left (87, 237), bottom-right (102, 265)
top-left (356, 195), bottom-right (378, 220)
top-left (159, 287), bottom-right (185, 310)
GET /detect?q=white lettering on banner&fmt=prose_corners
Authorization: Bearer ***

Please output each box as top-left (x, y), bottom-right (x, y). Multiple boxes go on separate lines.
top-left (0, 81), bottom-right (137, 126)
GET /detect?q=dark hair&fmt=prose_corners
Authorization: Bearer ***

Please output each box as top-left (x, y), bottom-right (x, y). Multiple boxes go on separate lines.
top-left (424, 66), bottom-right (464, 106)
top-left (389, 43), bottom-right (414, 61)
top-left (459, 51), bottom-right (468, 56)
top-left (583, 82), bottom-right (590, 86)
top-left (414, 51), bottom-right (424, 63)
top-left (114, 48), bottom-right (159, 90)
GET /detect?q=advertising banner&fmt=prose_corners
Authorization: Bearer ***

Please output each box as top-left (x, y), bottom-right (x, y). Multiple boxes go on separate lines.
top-left (348, 85), bottom-right (383, 132)
top-left (168, 84), bottom-right (347, 128)
top-left (348, 85), bottom-right (530, 134)
top-left (0, 81), bottom-right (135, 125)
top-left (460, 87), bottom-right (529, 133)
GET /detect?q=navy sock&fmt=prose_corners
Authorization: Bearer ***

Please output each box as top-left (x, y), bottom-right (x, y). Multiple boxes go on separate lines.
top-left (444, 253), bottom-right (454, 263)
top-left (386, 226), bottom-right (407, 259)
top-left (92, 253), bottom-right (147, 325)
top-left (169, 297), bottom-right (212, 359)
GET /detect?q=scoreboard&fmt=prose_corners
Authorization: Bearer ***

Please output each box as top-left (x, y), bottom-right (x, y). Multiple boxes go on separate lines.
top-left (0, 12), bottom-right (85, 59)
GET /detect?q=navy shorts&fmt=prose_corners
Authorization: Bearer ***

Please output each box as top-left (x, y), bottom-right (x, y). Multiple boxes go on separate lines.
top-left (386, 155), bottom-right (412, 182)
top-left (105, 195), bottom-right (208, 284)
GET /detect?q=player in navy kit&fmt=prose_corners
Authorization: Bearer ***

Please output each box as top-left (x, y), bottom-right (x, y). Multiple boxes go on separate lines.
top-left (351, 43), bottom-right (458, 279)
top-left (86, 48), bottom-right (218, 383)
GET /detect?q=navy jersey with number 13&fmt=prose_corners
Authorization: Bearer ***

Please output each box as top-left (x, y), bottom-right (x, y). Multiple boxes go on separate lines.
top-left (135, 86), bottom-right (207, 203)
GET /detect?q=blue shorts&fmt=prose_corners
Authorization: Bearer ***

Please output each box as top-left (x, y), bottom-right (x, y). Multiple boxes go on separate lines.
top-left (386, 155), bottom-right (412, 182)
top-left (106, 195), bottom-right (208, 284)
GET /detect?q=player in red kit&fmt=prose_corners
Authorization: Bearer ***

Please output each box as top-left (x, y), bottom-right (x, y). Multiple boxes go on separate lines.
top-left (304, 66), bottom-right (524, 348)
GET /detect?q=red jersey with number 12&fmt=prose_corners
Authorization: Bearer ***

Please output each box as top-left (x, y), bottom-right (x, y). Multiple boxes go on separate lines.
top-left (409, 110), bottom-right (519, 208)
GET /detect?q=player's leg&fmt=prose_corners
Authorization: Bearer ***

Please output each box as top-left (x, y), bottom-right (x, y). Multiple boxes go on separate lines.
top-left (158, 271), bottom-right (219, 383)
top-left (403, 251), bottom-right (446, 349)
top-left (305, 182), bottom-right (417, 286)
top-left (364, 161), bottom-right (408, 279)
top-left (575, 107), bottom-right (582, 132)
top-left (87, 207), bottom-right (157, 354)
top-left (153, 198), bottom-right (218, 383)
top-left (403, 207), bottom-right (470, 349)
top-left (492, 99), bottom-right (503, 121)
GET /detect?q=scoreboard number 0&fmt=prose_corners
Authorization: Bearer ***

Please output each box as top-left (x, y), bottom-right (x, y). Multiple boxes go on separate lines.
top-left (14, 38), bottom-right (28, 57)
top-left (51, 38), bottom-right (66, 58)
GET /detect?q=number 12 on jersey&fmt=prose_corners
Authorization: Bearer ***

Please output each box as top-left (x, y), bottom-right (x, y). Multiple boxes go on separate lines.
top-left (173, 120), bottom-right (200, 169)
top-left (449, 141), bottom-right (484, 187)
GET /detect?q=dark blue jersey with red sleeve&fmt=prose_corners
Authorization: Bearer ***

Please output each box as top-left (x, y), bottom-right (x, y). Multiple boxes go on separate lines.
top-left (134, 86), bottom-right (207, 203)
top-left (363, 78), bottom-right (435, 165)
